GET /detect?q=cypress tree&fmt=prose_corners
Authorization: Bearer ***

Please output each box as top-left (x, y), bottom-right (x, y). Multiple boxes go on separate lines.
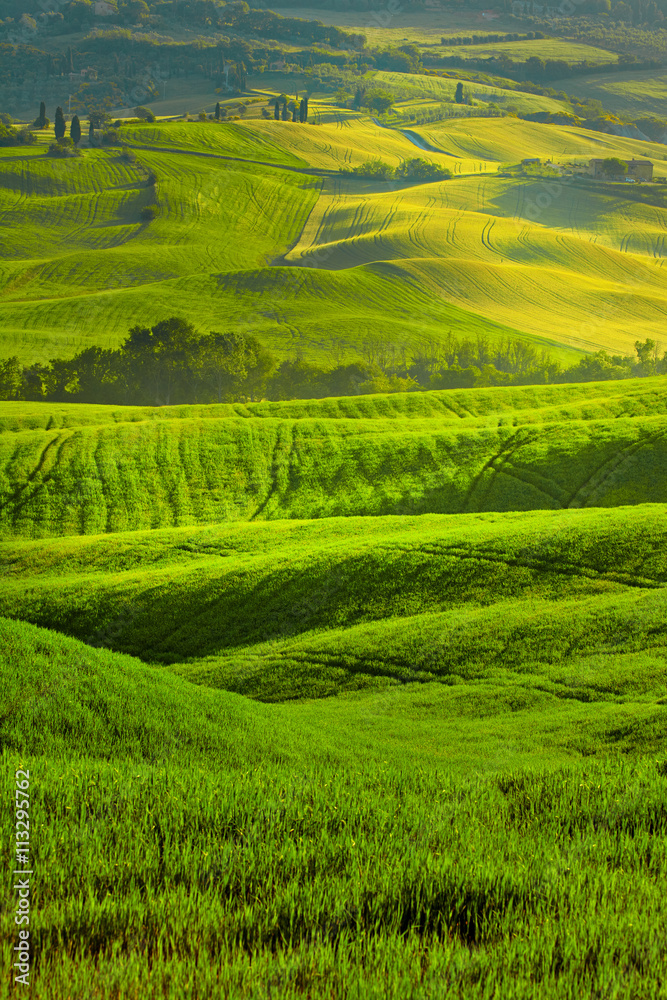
top-left (54, 106), bottom-right (66, 140)
top-left (299, 98), bottom-right (308, 123)
top-left (292, 103), bottom-right (298, 122)
top-left (89, 120), bottom-right (94, 142)
top-left (281, 98), bottom-right (288, 121)
top-left (38, 101), bottom-right (46, 126)
top-left (455, 82), bottom-right (464, 104)
top-left (70, 114), bottom-right (81, 145)
top-left (214, 102), bottom-right (220, 120)
top-left (274, 100), bottom-right (280, 120)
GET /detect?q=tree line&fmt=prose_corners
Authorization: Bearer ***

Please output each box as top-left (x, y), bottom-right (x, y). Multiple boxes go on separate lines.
top-left (0, 321), bottom-right (665, 406)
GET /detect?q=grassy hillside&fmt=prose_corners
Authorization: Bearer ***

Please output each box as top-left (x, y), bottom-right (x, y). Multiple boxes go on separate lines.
top-left (0, 378), bottom-right (665, 538)
top-left (2, 117), bottom-right (667, 366)
top-left (371, 70), bottom-right (567, 115)
top-left (435, 38), bottom-right (619, 64)
top-left (2, 609), bottom-right (667, 997)
top-left (558, 68), bottom-right (667, 119)
top-left (286, 168), bottom-right (667, 352)
top-left (415, 114), bottom-right (667, 165)
top-left (0, 502), bottom-right (665, 697)
top-left (1, 384), bottom-right (665, 999)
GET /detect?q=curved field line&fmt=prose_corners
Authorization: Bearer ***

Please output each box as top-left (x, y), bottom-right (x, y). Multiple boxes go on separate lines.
top-left (386, 542), bottom-right (666, 590)
top-left (566, 429), bottom-right (667, 508)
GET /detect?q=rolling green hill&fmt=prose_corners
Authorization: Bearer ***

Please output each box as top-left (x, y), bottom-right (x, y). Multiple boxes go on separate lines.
top-left (2, 116), bottom-right (667, 368)
top-left (2, 69), bottom-right (667, 998)
top-left (3, 611), bottom-right (667, 998)
top-left (0, 502), bottom-right (665, 700)
top-left (0, 378), bottom-right (665, 537)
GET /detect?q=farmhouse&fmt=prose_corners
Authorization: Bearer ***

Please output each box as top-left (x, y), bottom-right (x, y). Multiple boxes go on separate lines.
top-left (69, 67), bottom-right (98, 82)
top-left (589, 158), bottom-right (653, 181)
top-left (522, 158), bottom-right (540, 165)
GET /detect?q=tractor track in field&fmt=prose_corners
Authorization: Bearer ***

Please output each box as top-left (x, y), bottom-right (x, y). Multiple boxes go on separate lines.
top-left (460, 428), bottom-right (531, 513)
top-left (566, 429), bottom-right (667, 509)
top-left (122, 143), bottom-right (339, 179)
top-left (249, 423), bottom-right (293, 521)
top-left (384, 542), bottom-right (665, 591)
top-left (0, 432), bottom-right (69, 525)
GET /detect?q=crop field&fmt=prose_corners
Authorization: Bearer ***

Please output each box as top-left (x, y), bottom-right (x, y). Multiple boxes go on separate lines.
top-left (2, 372), bottom-right (667, 998)
top-left (0, 123), bottom-right (525, 365)
top-left (0, 376), bottom-right (664, 537)
top-left (2, 491), bottom-right (667, 996)
top-left (370, 70), bottom-right (567, 115)
top-left (287, 167), bottom-right (667, 353)
top-left (2, 117), bottom-right (667, 366)
top-left (416, 114), bottom-right (667, 164)
top-left (556, 68), bottom-right (667, 120)
top-left (3, 13), bottom-right (667, 995)
top-left (277, 6), bottom-right (528, 45)
top-left (434, 38), bottom-right (619, 64)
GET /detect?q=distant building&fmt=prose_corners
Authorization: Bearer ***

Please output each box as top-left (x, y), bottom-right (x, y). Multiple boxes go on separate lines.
top-left (589, 158), bottom-right (653, 181)
top-left (522, 157), bottom-right (540, 165)
top-left (94, 1), bottom-right (116, 14)
top-left (69, 67), bottom-right (98, 82)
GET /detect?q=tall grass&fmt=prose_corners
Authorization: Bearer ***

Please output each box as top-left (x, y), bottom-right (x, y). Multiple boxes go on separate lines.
top-left (1, 616), bottom-right (666, 999)
top-left (0, 380), bottom-right (665, 536)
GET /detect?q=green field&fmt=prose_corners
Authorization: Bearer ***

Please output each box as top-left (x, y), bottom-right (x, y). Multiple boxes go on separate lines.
top-left (2, 384), bottom-right (667, 996)
top-left (0, 377), bottom-right (665, 536)
top-left (2, 115), bottom-right (667, 367)
top-left (3, 432), bottom-right (667, 997)
top-left (4, 610), bottom-right (667, 998)
top-left (558, 68), bottom-right (667, 120)
top-left (435, 37), bottom-right (619, 65)
top-left (3, 55), bottom-right (667, 995)
top-left (2, 379), bottom-right (667, 995)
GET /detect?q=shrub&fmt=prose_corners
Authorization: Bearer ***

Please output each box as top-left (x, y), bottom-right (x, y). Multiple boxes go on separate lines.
top-left (0, 125), bottom-right (37, 147)
top-left (0, 112), bottom-right (13, 125)
top-left (14, 128), bottom-right (37, 146)
top-left (47, 138), bottom-right (81, 157)
top-left (140, 204), bottom-right (159, 222)
top-left (134, 106), bottom-right (156, 123)
top-left (198, 111), bottom-right (207, 121)
top-left (396, 158), bottom-right (451, 182)
top-left (101, 129), bottom-right (121, 145)
top-left (120, 146), bottom-right (137, 163)
top-left (340, 159), bottom-right (395, 180)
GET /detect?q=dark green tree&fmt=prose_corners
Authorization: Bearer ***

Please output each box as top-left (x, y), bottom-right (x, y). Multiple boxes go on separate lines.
top-left (89, 121), bottom-right (94, 142)
top-left (34, 101), bottom-right (46, 128)
top-left (54, 107), bottom-right (66, 140)
top-left (299, 98), bottom-right (308, 123)
top-left (70, 114), bottom-right (81, 145)
top-left (601, 157), bottom-right (628, 177)
top-left (364, 89), bottom-right (394, 115)
top-left (0, 357), bottom-right (23, 400)
top-left (274, 100), bottom-right (280, 120)
top-left (89, 110), bottom-right (111, 130)
top-left (455, 82), bottom-right (464, 104)
top-left (122, 317), bottom-right (199, 405)
top-left (215, 102), bottom-right (221, 120)
top-left (281, 97), bottom-right (288, 121)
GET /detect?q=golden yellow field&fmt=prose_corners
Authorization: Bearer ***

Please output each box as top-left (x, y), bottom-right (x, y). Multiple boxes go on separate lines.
top-left (280, 116), bottom-right (667, 355)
